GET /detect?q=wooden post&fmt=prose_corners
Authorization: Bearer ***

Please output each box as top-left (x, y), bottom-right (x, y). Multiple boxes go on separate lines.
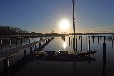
top-left (88, 36), bottom-right (90, 52)
top-left (81, 36), bottom-right (82, 51)
top-left (92, 36), bottom-right (94, 43)
top-left (73, 38), bottom-right (75, 50)
top-left (1, 39), bottom-right (2, 52)
top-left (76, 37), bottom-right (77, 51)
top-left (103, 43), bottom-right (106, 64)
top-left (103, 42), bottom-right (106, 76)
top-left (98, 37), bottom-right (99, 44)
top-left (104, 36), bottom-right (106, 43)
top-left (69, 37), bottom-right (70, 46)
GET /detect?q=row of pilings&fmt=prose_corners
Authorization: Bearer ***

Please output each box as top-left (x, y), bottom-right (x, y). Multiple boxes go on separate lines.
top-left (69, 35), bottom-right (107, 76)
top-left (68, 35), bottom-right (113, 51)
top-left (0, 37), bottom-right (54, 73)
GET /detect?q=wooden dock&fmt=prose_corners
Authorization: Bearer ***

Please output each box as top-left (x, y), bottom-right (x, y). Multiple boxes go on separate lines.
top-left (0, 37), bottom-right (54, 61)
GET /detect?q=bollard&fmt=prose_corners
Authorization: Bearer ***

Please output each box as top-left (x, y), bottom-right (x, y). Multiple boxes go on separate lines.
top-left (98, 37), bottom-right (99, 44)
top-left (1, 40), bottom-right (2, 52)
top-left (81, 36), bottom-right (82, 51)
top-left (24, 50), bottom-right (26, 56)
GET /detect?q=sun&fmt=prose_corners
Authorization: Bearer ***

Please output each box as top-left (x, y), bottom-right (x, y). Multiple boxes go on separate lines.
top-left (59, 19), bottom-right (69, 31)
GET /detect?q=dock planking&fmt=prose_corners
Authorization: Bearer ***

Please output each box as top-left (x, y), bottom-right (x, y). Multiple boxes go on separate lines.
top-left (0, 38), bottom-right (51, 61)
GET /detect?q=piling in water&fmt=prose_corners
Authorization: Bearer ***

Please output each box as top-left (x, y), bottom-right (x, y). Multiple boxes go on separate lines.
top-left (92, 36), bottom-right (94, 43)
top-left (76, 37), bottom-right (77, 51)
top-left (1, 40), bottom-right (2, 52)
top-left (98, 37), bottom-right (99, 44)
top-left (81, 36), bottom-right (82, 51)
top-left (69, 37), bottom-right (70, 46)
top-left (103, 43), bottom-right (106, 64)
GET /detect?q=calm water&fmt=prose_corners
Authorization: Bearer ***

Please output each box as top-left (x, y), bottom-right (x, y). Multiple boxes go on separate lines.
top-left (0, 36), bottom-right (114, 76)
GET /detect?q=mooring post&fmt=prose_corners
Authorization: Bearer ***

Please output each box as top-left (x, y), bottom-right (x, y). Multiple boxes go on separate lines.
top-left (1, 39), bottom-right (2, 52)
top-left (103, 42), bottom-right (106, 76)
top-left (76, 37), bottom-right (77, 51)
top-left (103, 42), bottom-right (106, 64)
top-left (81, 36), bottom-right (82, 51)
top-left (73, 38), bottom-right (75, 50)
top-left (69, 37), bottom-right (70, 46)
top-left (104, 36), bottom-right (106, 43)
top-left (71, 40), bottom-right (72, 46)
top-left (92, 35), bottom-right (94, 43)
top-left (88, 36), bottom-right (90, 52)
top-left (98, 37), bottom-right (99, 44)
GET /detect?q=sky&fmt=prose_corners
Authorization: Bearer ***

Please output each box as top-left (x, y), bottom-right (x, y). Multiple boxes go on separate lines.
top-left (0, 0), bottom-right (114, 33)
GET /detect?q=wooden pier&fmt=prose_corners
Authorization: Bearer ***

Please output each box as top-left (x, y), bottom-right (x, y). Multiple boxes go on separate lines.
top-left (0, 37), bottom-right (54, 70)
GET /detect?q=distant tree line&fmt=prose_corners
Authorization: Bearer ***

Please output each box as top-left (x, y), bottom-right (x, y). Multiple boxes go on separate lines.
top-left (0, 25), bottom-right (29, 36)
